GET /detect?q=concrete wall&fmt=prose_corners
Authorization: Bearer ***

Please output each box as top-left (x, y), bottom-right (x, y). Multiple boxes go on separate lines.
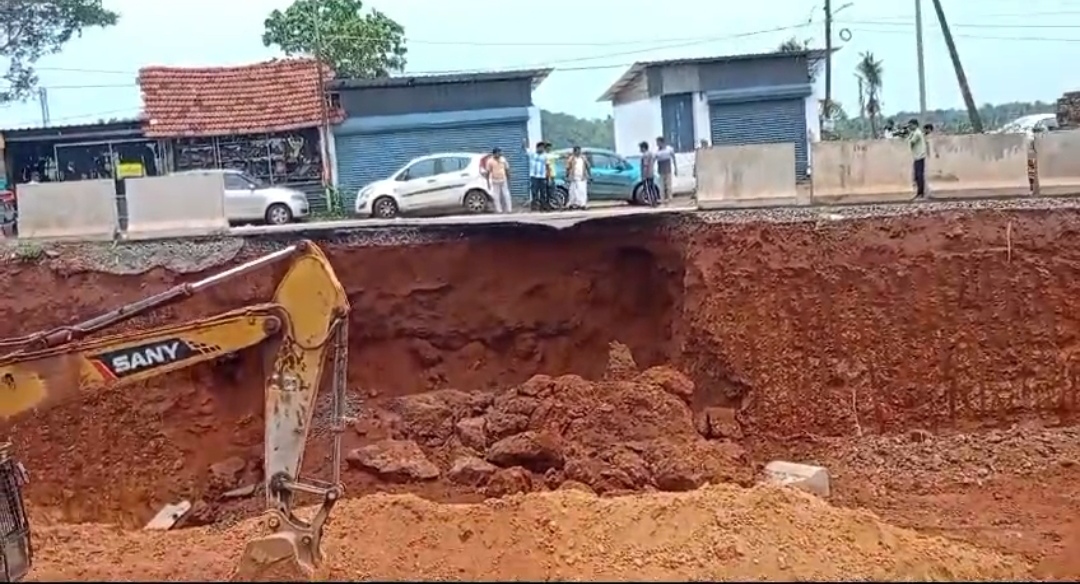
top-left (811, 140), bottom-right (914, 203)
top-left (1035, 129), bottom-right (1080, 196)
top-left (927, 133), bottom-right (1029, 198)
top-left (17, 180), bottom-right (118, 240)
top-left (612, 97), bottom-right (662, 155)
top-left (695, 143), bottom-right (798, 208)
top-left (125, 173), bottom-right (228, 239)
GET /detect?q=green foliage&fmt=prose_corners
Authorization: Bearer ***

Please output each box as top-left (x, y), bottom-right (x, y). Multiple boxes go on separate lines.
top-left (312, 185), bottom-right (349, 220)
top-left (0, 0), bottom-right (118, 102)
top-left (541, 110), bottom-right (614, 149)
top-left (11, 241), bottom-right (44, 263)
top-left (778, 37), bottom-right (810, 52)
top-left (833, 101), bottom-right (1056, 139)
top-left (262, 0), bottom-right (406, 79)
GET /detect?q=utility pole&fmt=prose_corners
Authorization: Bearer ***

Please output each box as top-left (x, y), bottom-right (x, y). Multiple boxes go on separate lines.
top-left (37, 87), bottom-right (50, 126)
top-left (931, 0), bottom-right (983, 132)
top-left (312, 4), bottom-right (332, 192)
top-left (914, 0), bottom-right (927, 117)
top-left (824, 0), bottom-right (832, 116)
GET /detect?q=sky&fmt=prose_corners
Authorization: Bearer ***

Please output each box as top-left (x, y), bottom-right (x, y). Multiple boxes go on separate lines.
top-left (0, 0), bottom-right (1076, 128)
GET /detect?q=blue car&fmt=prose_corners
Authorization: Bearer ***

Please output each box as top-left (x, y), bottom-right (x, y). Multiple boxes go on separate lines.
top-left (550, 147), bottom-right (655, 206)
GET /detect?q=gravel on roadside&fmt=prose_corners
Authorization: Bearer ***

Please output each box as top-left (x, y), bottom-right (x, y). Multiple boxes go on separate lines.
top-left (6, 196), bottom-right (1080, 276)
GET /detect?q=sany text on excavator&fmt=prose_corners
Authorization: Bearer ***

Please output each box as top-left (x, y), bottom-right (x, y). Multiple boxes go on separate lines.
top-left (0, 240), bottom-right (351, 581)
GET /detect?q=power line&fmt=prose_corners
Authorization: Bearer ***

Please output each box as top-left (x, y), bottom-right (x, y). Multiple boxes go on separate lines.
top-left (843, 17), bottom-right (1080, 29)
top-left (30, 22), bottom-right (808, 79)
top-left (844, 26), bottom-right (1080, 42)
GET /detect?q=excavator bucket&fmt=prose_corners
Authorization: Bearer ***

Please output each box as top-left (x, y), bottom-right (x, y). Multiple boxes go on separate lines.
top-left (231, 531), bottom-right (319, 582)
top-left (230, 508), bottom-right (329, 582)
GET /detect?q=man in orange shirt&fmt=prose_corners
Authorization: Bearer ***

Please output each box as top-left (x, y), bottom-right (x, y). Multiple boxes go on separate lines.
top-left (483, 147), bottom-right (512, 213)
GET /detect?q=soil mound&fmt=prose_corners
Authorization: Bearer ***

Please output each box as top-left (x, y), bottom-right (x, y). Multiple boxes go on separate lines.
top-left (27, 484), bottom-right (1028, 581)
top-left (348, 342), bottom-right (752, 498)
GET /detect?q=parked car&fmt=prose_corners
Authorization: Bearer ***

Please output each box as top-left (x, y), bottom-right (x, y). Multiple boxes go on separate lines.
top-left (354, 152), bottom-right (492, 219)
top-left (550, 147), bottom-right (653, 206)
top-left (174, 169), bottom-right (309, 225)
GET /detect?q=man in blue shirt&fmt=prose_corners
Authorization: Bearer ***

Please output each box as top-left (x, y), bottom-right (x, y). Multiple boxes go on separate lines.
top-left (524, 140), bottom-right (549, 211)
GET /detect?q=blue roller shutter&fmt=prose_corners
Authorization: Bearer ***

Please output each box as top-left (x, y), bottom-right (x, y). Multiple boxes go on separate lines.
top-left (709, 99), bottom-right (808, 179)
top-left (335, 122), bottom-right (529, 207)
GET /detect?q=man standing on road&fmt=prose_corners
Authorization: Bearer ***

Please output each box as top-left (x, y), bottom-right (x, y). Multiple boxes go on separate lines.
top-left (483, 147), bottom-right (512, 213)
top-left (525, 140), bottom-right (549, 211)
top-left (654, 137), bottom-right (677, 203)
top-left (907, 119), bottom-right (928, 200)
top-left (638, 141), bottom-right (659, 207)
top-left (565, 145), bottom-right (590, 209)
top-left (543, 142), bottom-right (559, 210)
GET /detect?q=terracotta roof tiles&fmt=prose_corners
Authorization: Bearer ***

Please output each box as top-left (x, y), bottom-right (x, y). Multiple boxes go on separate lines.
top-left (138, 58), bottom-right (343, 138)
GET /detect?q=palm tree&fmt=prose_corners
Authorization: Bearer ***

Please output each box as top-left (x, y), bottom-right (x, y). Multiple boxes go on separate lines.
top-left (855, 52), bottom-right (884, 138)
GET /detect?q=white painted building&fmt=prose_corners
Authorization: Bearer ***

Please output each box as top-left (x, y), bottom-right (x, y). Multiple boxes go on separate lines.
top-left (598, 50), bottom-right (828, 179)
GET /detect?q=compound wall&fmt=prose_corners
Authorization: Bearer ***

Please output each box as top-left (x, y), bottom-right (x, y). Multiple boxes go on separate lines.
top-left (16, 180), bottom-right (118, 241)
top-left (1035, 129), bottom-right (1080, 196)
top-left (125, 173), bottom-right (228, 239)
top-left (926, 133), bottom-right (1029, 198)
top-left (695, 143), bottom-right (797, 208)
top-left (811, 140), bottom-right (913, 204)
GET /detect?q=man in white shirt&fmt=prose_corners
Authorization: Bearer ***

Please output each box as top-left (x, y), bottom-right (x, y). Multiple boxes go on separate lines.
top-left (565, 145), bottom-right (590, 209)
top-left (654, 136), bottom-right (677, 203)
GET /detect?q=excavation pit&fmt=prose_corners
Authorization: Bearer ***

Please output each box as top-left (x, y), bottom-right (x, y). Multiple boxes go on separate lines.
top-left (5, 203), bottom-right (1080, 579)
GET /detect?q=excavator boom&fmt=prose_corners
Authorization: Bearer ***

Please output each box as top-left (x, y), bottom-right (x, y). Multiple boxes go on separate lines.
top-left (0, 240), bottom-right (351, 582)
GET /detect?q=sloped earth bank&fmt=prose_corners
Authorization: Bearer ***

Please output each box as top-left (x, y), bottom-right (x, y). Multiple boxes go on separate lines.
top-left (4, 208), bottom-right (1080, 578)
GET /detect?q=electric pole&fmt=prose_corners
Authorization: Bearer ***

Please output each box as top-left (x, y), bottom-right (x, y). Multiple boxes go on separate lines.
top-left (824, 0), bottom-right (832, 116)
top-left (312, 4), bottom-right (332, 191)
top-left (914, 0), bottom-right (927, 117)
top-left (37, 87), bottom-right (50, 126)
top-left (931, 0), bottom-right (982, 132)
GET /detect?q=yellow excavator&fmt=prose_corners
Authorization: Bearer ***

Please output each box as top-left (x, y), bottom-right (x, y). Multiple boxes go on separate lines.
top-left (0, 239), bottom-right (351, 582)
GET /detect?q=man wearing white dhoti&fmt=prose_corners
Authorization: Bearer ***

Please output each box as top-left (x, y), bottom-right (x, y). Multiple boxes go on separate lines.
top-left (565, 146), bottom-right (590, 210)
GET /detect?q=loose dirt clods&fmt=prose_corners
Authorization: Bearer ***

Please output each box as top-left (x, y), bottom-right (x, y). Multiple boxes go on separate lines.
top-left (8, 205), bottom-right (1080, 579)
top-left (27, 485), bottom-right (1029, 581)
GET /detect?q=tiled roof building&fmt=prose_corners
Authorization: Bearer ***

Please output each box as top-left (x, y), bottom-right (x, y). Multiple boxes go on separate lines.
top-left (137, 58), bottom-right (342, 138)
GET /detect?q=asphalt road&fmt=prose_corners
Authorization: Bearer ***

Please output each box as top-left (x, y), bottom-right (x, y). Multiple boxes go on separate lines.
top-left (231, 200), bottom-right (696, 236)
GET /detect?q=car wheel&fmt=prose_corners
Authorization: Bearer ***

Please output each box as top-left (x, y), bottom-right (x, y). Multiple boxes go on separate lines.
top-left (372, 196), bottom-right (399, 219)
top-left (265, 203), bottom-right (293, 225)
top-left (551, 186), bottom-right (569, 209)
top-left (630, 183), bottom-right (645, 206)
top-left (463, 189), bottom-right (491, 214)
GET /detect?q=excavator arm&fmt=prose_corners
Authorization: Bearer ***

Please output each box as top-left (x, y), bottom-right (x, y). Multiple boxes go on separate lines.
top-left (0, 240), bottom-right (351, 582)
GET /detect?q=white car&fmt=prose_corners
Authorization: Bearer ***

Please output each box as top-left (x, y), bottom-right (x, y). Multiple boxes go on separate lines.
top-left (355, 152), bottom-right (493, 219)
top-left (174, 169), bottom-right (309, 225)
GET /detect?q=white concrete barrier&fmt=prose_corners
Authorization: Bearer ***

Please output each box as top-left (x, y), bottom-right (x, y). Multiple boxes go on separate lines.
top-left (125, 173), bottom-right (229, 240)
top-left (16, 180), bottom-right (118, 241)
top-left (811, 140), bottom-right (914, 204)
top-left (1035, 129), bottom-right (1080, 196)
top-left (695, 143), bottom-right (798, 208)
top-left (762, 460), bottom-right (830, 498)
top-left (927, 133), bottom-right (1030, 198)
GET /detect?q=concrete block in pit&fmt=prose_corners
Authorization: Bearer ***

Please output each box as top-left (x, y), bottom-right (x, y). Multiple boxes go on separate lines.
top-left (1035, 129), bottom-right (1080, 196)
top-left (16, 179), bottom-right (119, 240)
top-left (927, 133), bottom-right (1030, 199)
top-left (811, 139), bottom-right (915, 204)
top-left (762, 460), bottom-right (830, 498)
top-left (695, 143), bottom-right (798, 209)
top-left (124, 172), bottom-right (229, 239)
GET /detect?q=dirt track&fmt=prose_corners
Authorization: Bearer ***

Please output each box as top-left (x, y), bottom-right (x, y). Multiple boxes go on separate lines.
top-left (4, 207), bottom-right (1080, 579)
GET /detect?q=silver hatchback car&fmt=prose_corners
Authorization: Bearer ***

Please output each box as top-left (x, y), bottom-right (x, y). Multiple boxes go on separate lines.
top-left (174, 169), bottom-right (309, 225)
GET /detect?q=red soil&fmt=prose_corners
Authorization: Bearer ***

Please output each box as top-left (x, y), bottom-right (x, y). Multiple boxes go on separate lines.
top-left (4, 210), bottom-right (1080, 578)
